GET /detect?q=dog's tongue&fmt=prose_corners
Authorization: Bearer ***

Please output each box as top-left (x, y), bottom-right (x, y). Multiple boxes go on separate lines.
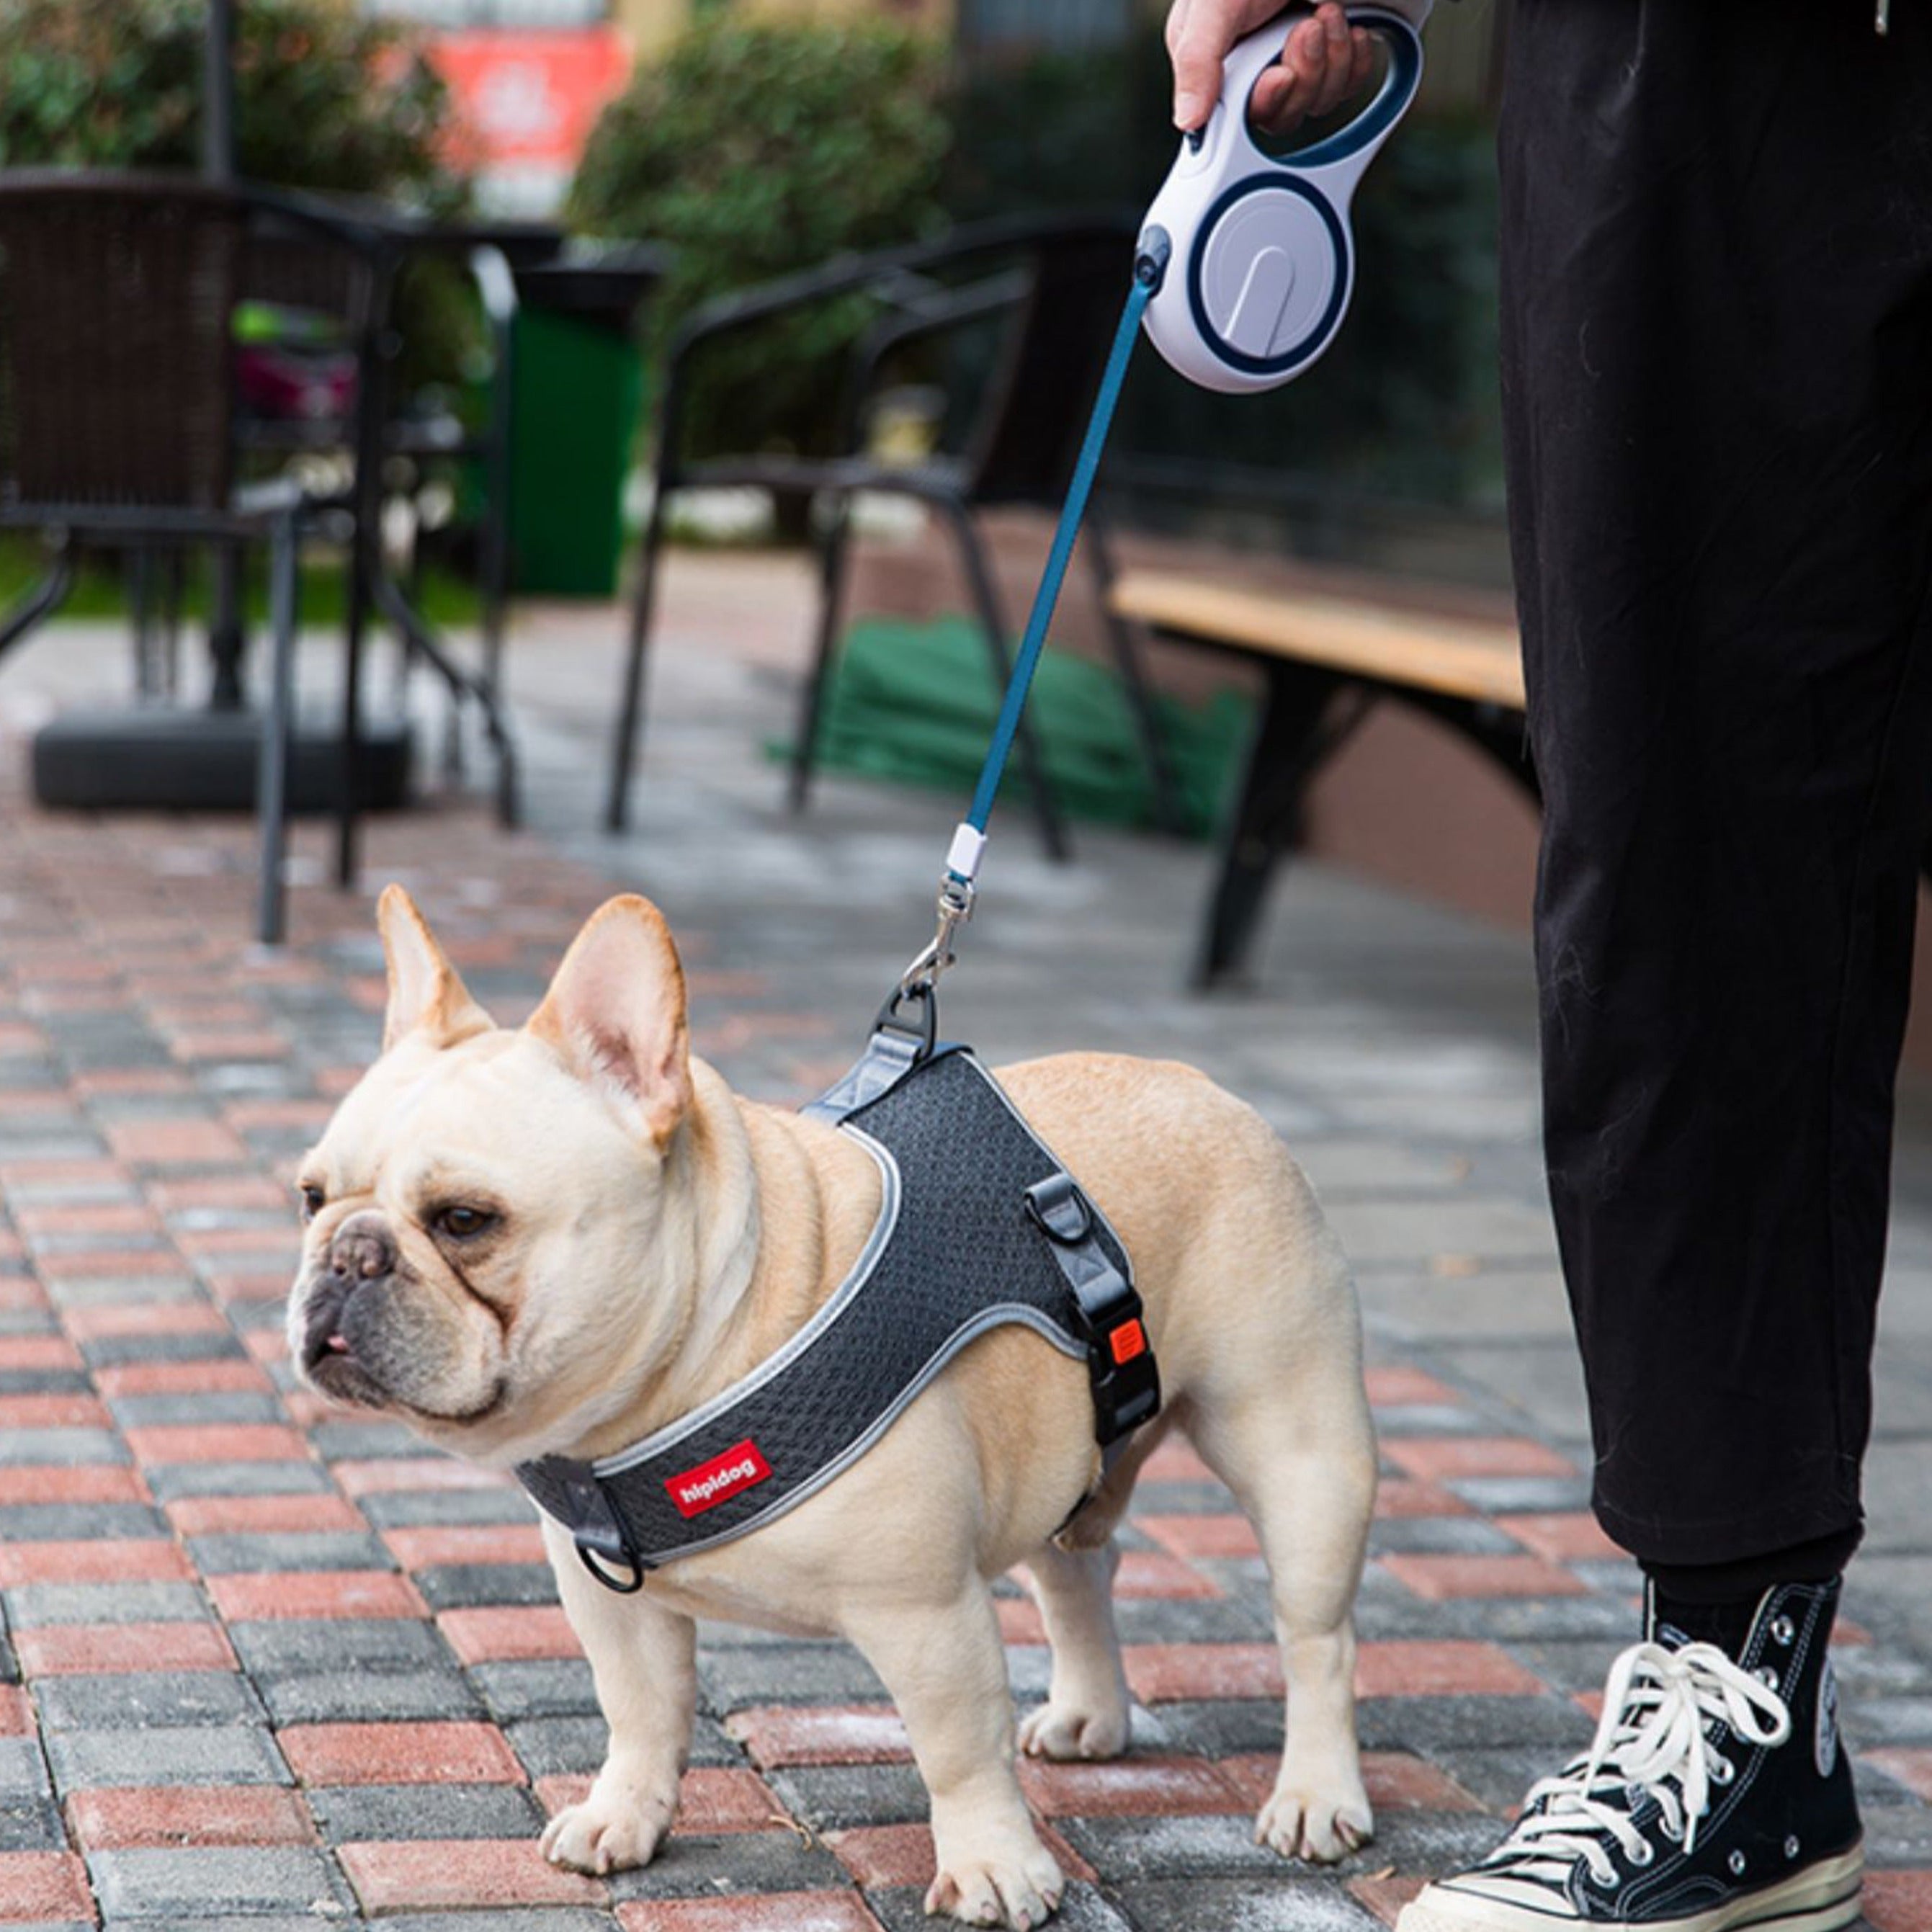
top-left (326, 1334), bottom-right (351, 1354)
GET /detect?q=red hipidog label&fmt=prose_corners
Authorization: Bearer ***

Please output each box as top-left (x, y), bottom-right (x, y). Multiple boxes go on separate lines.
top-left (665, 1439), bottom-right (772, 1519)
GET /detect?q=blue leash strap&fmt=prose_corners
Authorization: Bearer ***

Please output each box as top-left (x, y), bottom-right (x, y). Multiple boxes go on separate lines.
top-left (890, 228), bottom-right (1171, 1016)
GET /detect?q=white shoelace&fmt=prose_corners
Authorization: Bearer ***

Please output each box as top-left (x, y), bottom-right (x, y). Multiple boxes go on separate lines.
top-left (1488, 1640), bottom-right (1793, 1888)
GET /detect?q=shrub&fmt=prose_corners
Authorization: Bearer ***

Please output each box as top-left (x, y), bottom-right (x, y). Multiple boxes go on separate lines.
top-left (0, 0), bottom-right (462, 208)
top-left (568, 16), bottom-right (949, 470)
top-left (0, 0), bottom-right (473, 391)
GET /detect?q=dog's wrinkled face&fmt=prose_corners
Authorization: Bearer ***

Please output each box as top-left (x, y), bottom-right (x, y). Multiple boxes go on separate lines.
top-left (285, 887), bottom-right (697, 1464)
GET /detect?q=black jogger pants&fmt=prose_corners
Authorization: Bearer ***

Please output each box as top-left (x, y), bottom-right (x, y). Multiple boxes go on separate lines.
top-left (1496, 1), bottom-right (1932, 1567)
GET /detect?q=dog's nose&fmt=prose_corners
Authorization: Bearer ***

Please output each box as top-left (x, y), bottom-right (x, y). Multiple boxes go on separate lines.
top-left (329, 1210), bottom-right (396, 1283)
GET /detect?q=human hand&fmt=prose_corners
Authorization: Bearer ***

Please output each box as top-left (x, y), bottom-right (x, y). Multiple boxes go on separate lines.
top-left (1166, 1), bottom-right (1379, 136)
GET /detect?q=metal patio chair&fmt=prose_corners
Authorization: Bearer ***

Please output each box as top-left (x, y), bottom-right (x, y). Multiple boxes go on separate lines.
top-left (602, 212), bottom-right (1181, 851)
top-left (0, 170), bottom-right (377, 942)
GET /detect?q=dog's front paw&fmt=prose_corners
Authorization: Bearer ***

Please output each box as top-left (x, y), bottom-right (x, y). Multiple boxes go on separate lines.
top-left (924, 1832), bottom-right (1065, 1930)
top-left (1253, 1771), bottom-right (1373, 1864)
top-left (540, 1779), bottom-right (676, 1877)
top-left (1018, 1695), bottom-right (1128, 1762)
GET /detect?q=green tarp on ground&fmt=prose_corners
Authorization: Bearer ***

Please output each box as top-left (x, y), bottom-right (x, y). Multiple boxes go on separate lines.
top-left (774, 614), bottom-right (1252, 839)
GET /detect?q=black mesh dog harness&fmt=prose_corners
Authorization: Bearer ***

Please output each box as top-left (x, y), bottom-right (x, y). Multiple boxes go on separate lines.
top-left (515, 1033), bottom-right (1160, 1593)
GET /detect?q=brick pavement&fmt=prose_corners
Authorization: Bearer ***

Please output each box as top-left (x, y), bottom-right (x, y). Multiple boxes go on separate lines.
top-left (2, 596), bottom-right (1932, 1928)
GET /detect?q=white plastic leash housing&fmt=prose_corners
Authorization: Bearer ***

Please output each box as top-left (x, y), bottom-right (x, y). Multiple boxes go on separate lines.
top-left (1140, 0), bottom-right (1431, 395)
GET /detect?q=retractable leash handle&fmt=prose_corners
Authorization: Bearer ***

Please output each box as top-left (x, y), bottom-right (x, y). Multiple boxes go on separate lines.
top-left (1140, 0), bottom-right (1431, 395)
top-left (887, 3), bottom-right (1430, 1030)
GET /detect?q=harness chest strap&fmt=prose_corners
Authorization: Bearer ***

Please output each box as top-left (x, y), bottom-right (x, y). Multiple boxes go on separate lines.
top-left (516, 1040), bottom-right (1160, 1592)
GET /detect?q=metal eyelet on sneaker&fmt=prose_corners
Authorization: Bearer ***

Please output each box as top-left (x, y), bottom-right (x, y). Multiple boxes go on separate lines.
top-left (1785, 1835), bottom-right (1801, 1860)
top-left (1755, 1665), bottom-right (1779, 1689)
top-left (1770, 1614), bottom-right (1795, 1646)
top-left (1728, 1851), bottom-right (1748, 1877)
top-left (1629, 1841), bottom-right (1655, 1868)
top-left (1711, 1756), bottom-right (1735, 1785)
top-left (1660, 1817), bottom-right (1685, 1843)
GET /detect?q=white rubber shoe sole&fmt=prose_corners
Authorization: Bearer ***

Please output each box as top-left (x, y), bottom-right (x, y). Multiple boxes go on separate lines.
top-left (1394, 1840), bottom-right (1863, 1932)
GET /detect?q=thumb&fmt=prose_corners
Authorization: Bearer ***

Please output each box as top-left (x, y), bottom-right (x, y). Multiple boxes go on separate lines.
top-left (1170, 0), bottom-right (1240, 130)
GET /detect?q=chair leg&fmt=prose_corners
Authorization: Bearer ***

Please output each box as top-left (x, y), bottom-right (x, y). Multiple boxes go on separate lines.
top-left (942, 501), bottom-right (1069, 864)
top-left (335, 529), bottom-right (370, 890)
top-left (256, 513), bottom-right (300, 947)
top-left (210, 542), bottom-right (246, 712)
top-left (1083, 518), bottom-right (1184, 836)
top-left (790, 495), bottom-right (852, 814)
top-left (605, 486), bottom-right (670, 833)
top-left (371, 571), bottom-right (519, 831)
top-left (131, 547), bottom-right (159, 700)
top-left (0, 543), bottom-right (75, 661)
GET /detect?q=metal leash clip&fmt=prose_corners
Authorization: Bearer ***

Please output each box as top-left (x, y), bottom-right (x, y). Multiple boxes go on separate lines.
top-left (896, 871), bottom-right (975, 998)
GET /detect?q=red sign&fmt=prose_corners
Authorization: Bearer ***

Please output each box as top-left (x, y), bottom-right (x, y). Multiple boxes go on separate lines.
top-left (665, 1440), bottom-right (773, 1519)
top-left (433, 28), bottom-right (632, 174)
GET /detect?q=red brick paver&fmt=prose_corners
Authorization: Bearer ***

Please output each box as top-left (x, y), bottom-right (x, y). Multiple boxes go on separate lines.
top-left (279, 1721), bottom-right (526, 1786)
top-left (66, 1784), bottom-right (316, 1849)
top-left (339, 1838), bottom-right (607, 1911)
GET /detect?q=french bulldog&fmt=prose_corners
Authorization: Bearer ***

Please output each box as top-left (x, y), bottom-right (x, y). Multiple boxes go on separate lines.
top-left (287, 886), bottom-right (1377, 1929)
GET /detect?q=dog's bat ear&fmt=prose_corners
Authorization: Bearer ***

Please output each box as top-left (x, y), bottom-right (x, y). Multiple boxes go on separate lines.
top-left (377, 885), bottom-right (493, 1053)
top-left (527, 895), bottom-right (691, 1149)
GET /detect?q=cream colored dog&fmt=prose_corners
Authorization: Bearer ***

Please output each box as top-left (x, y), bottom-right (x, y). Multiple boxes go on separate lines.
top-left (287, 887), bottom-right (1377, 1929)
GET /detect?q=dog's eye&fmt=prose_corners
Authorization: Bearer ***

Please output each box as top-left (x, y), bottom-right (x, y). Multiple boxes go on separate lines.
top-left (298, 1185), bottom-right (324, 1222)
top-left (433, 1204), bottom-right (497, 1240)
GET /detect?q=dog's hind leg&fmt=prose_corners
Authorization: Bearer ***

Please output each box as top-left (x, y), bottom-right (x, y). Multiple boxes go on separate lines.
top-left (1017, 1537), bottom-right (1130, 1761)
top-left (1186, 1356), bottom-right (1376, 1863)
top-left (1015, 1410), bottom-right (1172, 1763)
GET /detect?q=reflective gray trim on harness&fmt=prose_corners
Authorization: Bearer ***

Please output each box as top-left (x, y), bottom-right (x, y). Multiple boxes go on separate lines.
top-left (515, 1035), bottom-right (1160, 1593)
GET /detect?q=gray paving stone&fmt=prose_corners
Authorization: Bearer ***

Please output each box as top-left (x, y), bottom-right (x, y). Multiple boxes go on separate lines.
top-left (0, 1369), bottom-right (90, 1395)
top-left (106, 1392), bottom-right (284, 1427)
top-left (141, 1462), bottom-right (332, 1501)
top-left (604, 1829), bottom-right (849, 1900)
top-left (1446, 1476), bottom-right (1595, 1515)
top-left (6, 1581), bottom-right (208, 1627)
top-left (0, 1738), bottom-right (53, 1799)
top-left (1068, 1808), bottom-right (1498, 1887)
top-left (305, 1781), bottom-right (545, 1843)
top-left (47, 1725), bottom-right (289, 1789)
top-left (765, 1762), bottom-right (931, 1830)
top-left (1356, 1694), bottom-right (1595, 1756)
top-left (79, 1333), bottom-right (244, 1368)
top-left (356, 1488), bottom-right (538, 1529)
top-left (1423, 1745), bottom-right (1559, 1815)
top-left (1371, 1405), bottom-right (1494, 1438)
top-left (228, 1617), bottom-right (454, 1678)
top-left (411, 1563), bottom-right (559, 1611)
top-left (697, 1643), bottom-right (887, 1712)
top-left (504, 1716), bottom-right (609, 1779)
top-left (0, 1794), bottom-right (66, 1851)
top-left (1106, 1878), bottom-right (1377, 1931)
top-left (184, 1531), bottom-right (392, 1575)
top-left (87, 1845), bottom-right (351, 1918)
top-left (1110, 1598), bottom-right (1272, 1645)
top-left (1367, 1516), bottom-right (1524, 1557)
top-left (0, 1505), bottom-right (167, 1542)
top-left (0, 1428), bottom-right (127, 1466)
top-left (32, 1671), bottom-right (264, 1732)
top-left (256, 1667), bottom-right (483, 1726)
top-left (469, 1660), bottom-right (599, 1721)
top-left (1129, 1699), bottom-right (1284, 1758)
top-left (504, 1711), bottom-right (739, 1779)
top-left (869, 1882), bottom-right (1131, 1932)
top-left (308, 1420), bottom-right (437, 1460)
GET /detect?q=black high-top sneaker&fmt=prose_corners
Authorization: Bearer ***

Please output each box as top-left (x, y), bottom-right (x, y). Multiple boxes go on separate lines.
top-left (1396, 1578), bottom-right (1861, 1931)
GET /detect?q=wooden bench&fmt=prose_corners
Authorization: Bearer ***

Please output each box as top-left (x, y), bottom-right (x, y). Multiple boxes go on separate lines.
top-left (1108, 569), bottom-right (1534, 986)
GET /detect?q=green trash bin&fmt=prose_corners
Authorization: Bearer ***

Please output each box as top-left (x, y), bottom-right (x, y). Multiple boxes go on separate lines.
top-left (509, 241), bottom-right (668, 597)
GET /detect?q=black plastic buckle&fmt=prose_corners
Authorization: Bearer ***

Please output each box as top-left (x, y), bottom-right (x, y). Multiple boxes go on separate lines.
top-left (1025, 1174), bottom-right (1160, 1449)
top-left (872, 980), bottom-right (938, 1063)
top-left (547, 1459), bottom-right (650, 1596)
